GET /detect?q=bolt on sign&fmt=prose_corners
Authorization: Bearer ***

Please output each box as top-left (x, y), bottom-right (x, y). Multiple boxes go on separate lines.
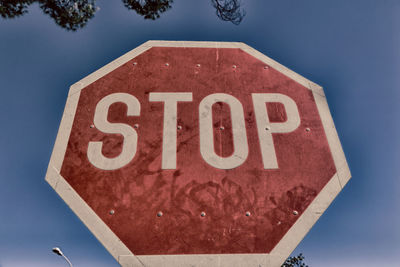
top-left (45, 41), bottom-right (351, 267)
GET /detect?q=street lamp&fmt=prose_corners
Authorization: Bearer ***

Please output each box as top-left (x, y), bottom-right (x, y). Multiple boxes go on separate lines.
top-left (52, 247), bottom-right (73, 267)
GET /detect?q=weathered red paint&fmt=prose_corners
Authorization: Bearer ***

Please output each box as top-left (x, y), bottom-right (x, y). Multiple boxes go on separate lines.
top-left (60, 47), bottom-right (336, 255)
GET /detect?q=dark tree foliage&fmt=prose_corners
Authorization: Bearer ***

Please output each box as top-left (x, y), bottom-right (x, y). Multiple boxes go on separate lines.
top-left (1, 0), bottom-right (245, 30)
top-left (211, 0), bottom-right (245, 25)
top-left (122, 0), bottom-right (173, 20)
top-left (0, 0), bottom-right (97, 30)
top-left (281, 253), bottom-right (309, 267)
top-left (0, 0), bottom-right (35, 18)
top-left (39, 0), bottom-right (97, 31)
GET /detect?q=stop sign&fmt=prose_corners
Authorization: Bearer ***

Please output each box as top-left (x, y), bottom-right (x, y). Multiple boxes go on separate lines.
top-left (45, 41), bottom-right (351, 266)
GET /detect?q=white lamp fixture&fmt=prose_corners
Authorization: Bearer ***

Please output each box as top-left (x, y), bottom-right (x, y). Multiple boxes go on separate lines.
top-left (52, 247), bottom-right (73, 267)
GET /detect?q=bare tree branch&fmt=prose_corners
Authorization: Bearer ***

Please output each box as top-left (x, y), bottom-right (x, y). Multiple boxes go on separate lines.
top-left (211, 0), bottom-right (245, 25)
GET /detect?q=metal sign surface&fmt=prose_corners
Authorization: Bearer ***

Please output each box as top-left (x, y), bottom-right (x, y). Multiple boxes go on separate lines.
top-left (45, 41), bottom-right (351, 267)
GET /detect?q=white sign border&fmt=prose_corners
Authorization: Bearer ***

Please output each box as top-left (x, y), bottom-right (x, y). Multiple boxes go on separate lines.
top-left (45, 40), bottom-right (351, 267)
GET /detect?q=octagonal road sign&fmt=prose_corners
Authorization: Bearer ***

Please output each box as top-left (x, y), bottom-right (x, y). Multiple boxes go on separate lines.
top-left (45, 41), bottom-right (351, 267)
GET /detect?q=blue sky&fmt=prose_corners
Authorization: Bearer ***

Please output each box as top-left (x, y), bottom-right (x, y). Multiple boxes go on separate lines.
top-left (0, 0), bottom-right (399, 266)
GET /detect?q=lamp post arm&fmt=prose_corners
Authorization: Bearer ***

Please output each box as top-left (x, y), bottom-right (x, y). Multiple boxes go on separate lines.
top-left (62, 254), bottom-right (73, 267)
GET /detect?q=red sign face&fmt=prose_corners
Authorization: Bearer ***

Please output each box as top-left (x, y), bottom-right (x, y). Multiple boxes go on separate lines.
top-left (46, 41), bottom-right (350, 266)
